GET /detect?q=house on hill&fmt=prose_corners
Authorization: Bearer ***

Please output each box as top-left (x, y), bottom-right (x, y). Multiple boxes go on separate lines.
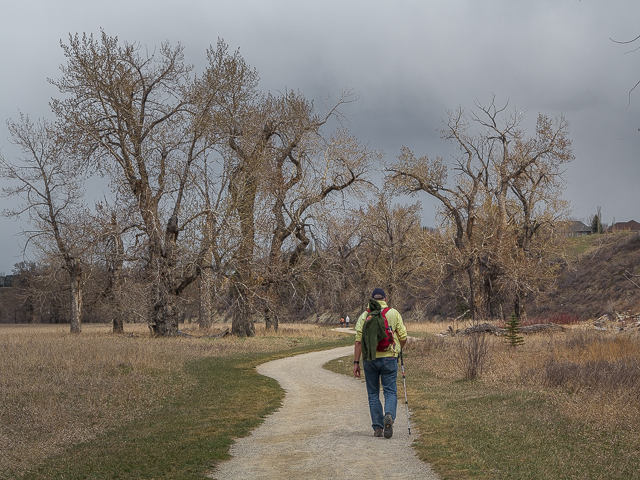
top-left (606, 220), bottom-right (640, 233)
top-left (564, 220), bottom-right (592, 237)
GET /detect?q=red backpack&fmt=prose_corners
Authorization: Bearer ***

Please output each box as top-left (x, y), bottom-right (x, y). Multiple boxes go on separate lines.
top-left (367, 307), bottom-right (395, 352)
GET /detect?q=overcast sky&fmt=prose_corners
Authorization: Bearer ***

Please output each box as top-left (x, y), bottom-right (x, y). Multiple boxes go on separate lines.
top-left (1, 0), bottom-right (639, 273)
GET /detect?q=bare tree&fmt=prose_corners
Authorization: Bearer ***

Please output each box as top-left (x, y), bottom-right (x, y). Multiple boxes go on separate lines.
top-left (507, 155), bottom-right (571, 318)
top-left (313, 209), bottom-right (368, 317)
top-left (388, 115), bottom-right (489, 319)
top-left (219, 87), bottom-right (373, 335)
top-left (0, 115), bottom-right (93, 333)
top-left (192, 153), bottom-right (235, 330)
top-left (388, 100), bottom-right (573, 320)
top-left (469, 102), bottom-right (573, 318)
top-left (49, 32), bottom-right (246, 335)
top-left (467, 99), bottom-right (572, 247)
top-left (260, 108), bottom-right (374, 332)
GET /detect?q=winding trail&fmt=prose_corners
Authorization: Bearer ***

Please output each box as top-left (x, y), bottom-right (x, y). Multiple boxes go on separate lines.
top-left (210, 345), bottom-right (439, 479)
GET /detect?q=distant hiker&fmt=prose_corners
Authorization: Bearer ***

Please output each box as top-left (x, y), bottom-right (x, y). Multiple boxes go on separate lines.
top-left (345, 315), bottom-right (350, 328)
top-left (340, 317), bottom-right (345, 328)
top-left (353, 288), bottom-right (407, 438)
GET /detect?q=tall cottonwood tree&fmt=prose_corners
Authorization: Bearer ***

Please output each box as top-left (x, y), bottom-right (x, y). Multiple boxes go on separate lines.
top-left (465, 100), bottom-right (572, 317)
top-left (467, 99), bottom-right (572, 248)
top-left (0, 115), bottom-right (92, 333)
top-left (388, 101), bottom-right (573, 320)
top-left (388, 128), bottom-right (489, 318)
top-left (260, 108), bottom-right (374, 332)
top-left (219, 88), bottom-right (374, 336)
top-left (49, 32), bottom-right (245, 335)
top-left (191, 152), bottom-right (236, 330)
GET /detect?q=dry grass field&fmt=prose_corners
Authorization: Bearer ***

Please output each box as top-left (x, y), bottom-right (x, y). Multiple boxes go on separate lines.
top-left (327, 320), bottom-right (640, 478)
top-left (5, 319), bottom-right (640, 479)
top-left (410, 324), bottom-right (640, 419)
top-left (405, 323), bottom-right (640, 478)
top-left (407, 320), bottom-right (640, 418)
top-left (0, 322), bottom-right (344, 477)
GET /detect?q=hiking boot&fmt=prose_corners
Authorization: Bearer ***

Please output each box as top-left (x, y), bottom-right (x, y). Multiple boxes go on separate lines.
top-left (373, 427), bottom-right (384, 437)
top-left (383, 413), bottom-right (394, 439)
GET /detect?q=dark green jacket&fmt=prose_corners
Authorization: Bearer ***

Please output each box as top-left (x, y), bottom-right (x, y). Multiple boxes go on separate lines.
top-left (360, 299), bottom-right (388, 361)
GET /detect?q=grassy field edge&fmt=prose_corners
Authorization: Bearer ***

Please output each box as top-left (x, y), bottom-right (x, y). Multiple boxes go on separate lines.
top-left (324, 341), bottom-right (640, 480)
top-left (10, 335), bottom-right (352, 480)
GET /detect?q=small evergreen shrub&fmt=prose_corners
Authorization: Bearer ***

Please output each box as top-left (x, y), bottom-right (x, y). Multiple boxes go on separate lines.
top-left (505, 313), bottom-right (525, 348)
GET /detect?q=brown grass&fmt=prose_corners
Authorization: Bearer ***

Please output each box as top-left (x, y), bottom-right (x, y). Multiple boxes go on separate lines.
top-left (0, 322), bottom-right (342, 475)
top-left (404, 321), bottom-right (448, 335)
top-left (394, 324), bottom-right (640, 478)
top-left (406, 324), bottom-right (640, 430)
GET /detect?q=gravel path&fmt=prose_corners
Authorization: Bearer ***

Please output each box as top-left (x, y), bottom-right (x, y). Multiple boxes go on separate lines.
top-left (210, 346), bottom-right (439, 479)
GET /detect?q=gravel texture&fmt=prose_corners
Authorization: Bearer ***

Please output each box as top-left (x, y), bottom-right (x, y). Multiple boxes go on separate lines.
top-left (210, 345), bottom-right (439, 479)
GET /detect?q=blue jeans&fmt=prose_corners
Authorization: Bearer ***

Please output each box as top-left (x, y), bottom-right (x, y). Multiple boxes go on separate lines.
top-left (363, 356), bottom-right (398, 431)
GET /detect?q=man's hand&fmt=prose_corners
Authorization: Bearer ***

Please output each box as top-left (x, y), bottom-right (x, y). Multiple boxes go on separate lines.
top-left (353, 341), bottom-right (362, 377)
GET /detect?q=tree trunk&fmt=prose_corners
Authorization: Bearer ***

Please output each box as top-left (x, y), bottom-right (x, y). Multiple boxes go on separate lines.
top-left (264, 305), bottom-right (279, 333)
top-left (151, 287), bottom-right (180, 336)
top-left (230, 282), bottom-right (255, 337)
top-left (467, 260), bottom-right (485, 321)
top-left (229, 204), bottom-right (256, 337)
top-left (69, 268), bottom-right (82, 334)
top-left (514, 289), bottom-right (527, 320)
top-left (108, 219), bottom-right (125, 334)
top-left (198, 209), bottom-right (215, 330)
top-left (148, 213), bottom-right (197, 336)
top-left (264, 307), bottom-right (274, 331)
top-left (198, 267), bottom-right (214, 330)
top-left (113, 316), bottom-right (124, 334)
top-left (149, 258), bottom-right (180, 336)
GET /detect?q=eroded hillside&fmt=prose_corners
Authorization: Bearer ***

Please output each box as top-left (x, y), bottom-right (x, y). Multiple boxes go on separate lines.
top-left (530, 232), bottom-right (640, 320)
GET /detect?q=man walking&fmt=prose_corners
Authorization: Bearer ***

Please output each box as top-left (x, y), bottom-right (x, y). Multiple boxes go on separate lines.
top-left (353, 288), bottom-right (407, 438)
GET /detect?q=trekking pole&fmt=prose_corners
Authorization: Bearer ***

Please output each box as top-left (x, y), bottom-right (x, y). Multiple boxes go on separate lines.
top-left (400, 349), bottom-right (411, 435)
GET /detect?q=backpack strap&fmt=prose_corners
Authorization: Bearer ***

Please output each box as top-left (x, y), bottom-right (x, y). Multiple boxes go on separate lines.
top-left (381, 307), bottom-right (395, 347)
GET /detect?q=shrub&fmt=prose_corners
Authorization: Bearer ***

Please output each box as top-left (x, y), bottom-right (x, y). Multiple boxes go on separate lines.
top-left (540, 330), bottom-right (640, 402)
top-left (563, 329), bottom-right (605, 351)
top-left (453, 333), bottom-right (491, 380)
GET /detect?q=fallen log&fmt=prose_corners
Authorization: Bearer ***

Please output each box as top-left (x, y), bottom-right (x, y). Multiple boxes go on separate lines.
top-left (457, 323), bottom-right (506, 336)
top-left (454, 322), bottom-right (565, 336)
top-left (202, 327), bottom-right (230, 338)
